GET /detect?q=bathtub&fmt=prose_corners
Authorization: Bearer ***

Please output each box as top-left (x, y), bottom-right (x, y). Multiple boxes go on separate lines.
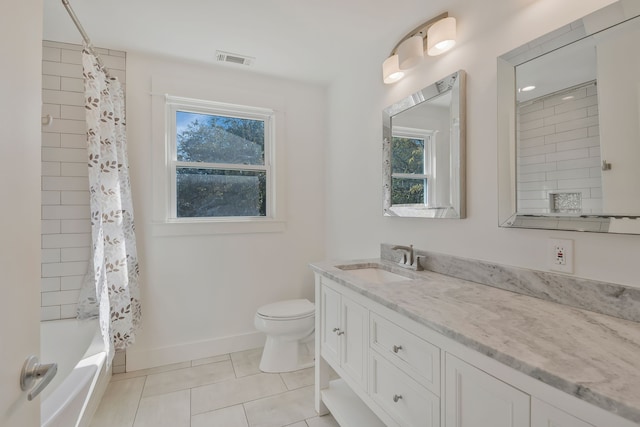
top-left (40, 319), bottom-right (111, 427)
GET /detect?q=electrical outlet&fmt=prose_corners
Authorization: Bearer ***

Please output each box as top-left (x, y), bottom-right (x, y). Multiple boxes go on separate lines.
top-left (548, 238), bottom-right (574, 274)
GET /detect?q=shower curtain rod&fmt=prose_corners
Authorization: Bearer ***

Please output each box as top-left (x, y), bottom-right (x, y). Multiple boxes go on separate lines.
top-left (61, 0), bottom-right (106, 70)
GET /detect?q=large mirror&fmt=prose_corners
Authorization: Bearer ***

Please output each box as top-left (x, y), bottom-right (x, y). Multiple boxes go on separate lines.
top-left (498, 1), bottom-right (640, 234)
top-left (383, 70), bottom-right (466, 218)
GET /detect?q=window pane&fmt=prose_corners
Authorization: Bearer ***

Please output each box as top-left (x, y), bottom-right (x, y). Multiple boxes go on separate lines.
top-left (392, 137), bottom-right (424, 174)
top-left (177, 168), bottom-right (266, 217)
top-left (392, 177), bottom-right (426, 205)
top-left (176, 111), bottom-right (265, 165)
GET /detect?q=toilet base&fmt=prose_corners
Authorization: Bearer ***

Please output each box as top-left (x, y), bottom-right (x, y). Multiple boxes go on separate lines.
top-left (259, 338), bottom-right (314, 373)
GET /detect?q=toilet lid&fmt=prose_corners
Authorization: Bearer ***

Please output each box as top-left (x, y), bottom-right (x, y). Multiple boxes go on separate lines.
top-left (257, 299), bottom-right (315, 319)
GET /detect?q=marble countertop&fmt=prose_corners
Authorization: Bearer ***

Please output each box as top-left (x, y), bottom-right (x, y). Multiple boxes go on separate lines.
top-left (310, 259), bottom-right (640, 424)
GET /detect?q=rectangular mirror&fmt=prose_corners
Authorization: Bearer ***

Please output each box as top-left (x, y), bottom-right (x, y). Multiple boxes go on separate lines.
top-left (383, 70), bottom-right (466, 218)
top-left (498, 1), bottom-right (640, 234)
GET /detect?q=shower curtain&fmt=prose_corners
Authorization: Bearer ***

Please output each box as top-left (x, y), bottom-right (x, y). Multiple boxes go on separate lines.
top-left (77, 46), bottom-right (141, 359)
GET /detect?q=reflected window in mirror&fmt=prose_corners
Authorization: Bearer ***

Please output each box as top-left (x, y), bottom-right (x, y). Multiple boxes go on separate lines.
top-left (391, 127), bottom-right (435, 206)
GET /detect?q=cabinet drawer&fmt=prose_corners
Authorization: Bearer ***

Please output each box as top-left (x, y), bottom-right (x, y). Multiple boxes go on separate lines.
top-left (370, 312), bottom-right (440, 395)
top-left (370, 351), bottom-right (440, 427)
top-left (532, 398), bottom-right (595, 427)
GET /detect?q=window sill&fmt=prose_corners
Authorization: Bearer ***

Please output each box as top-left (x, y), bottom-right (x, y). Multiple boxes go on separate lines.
top-left (151, 218), bottom-right (286, 237)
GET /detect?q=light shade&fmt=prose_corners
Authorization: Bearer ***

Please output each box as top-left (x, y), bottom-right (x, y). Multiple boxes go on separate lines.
top-left (397, 35), bottom-right (424, 70)
top-left (427, 17), bottom-right (456, 56)
top-left (382, 54), bottom-right (405, 84)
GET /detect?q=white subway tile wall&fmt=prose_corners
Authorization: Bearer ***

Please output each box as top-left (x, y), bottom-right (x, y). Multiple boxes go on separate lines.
top-left (517, 83), bottom-right (602, 214)
top-left (41, 40), bottom-right (126, 321)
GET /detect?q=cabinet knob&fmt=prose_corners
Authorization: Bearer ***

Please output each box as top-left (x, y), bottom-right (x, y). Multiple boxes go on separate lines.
top-left (393, 345), bottom-right (403, 353)
top-left (393, 394), bottom-right (403, 403)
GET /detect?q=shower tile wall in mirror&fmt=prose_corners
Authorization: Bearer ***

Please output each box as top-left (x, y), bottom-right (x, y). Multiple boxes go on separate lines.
top-left (383, 70), bottom-right (466, 218)
top-left (497, 0), bottom-right (640, 234)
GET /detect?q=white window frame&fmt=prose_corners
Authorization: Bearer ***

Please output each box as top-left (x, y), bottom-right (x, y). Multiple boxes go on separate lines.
top-left (167, 96), bottom-right (275, 221)
top-left (151, 86), bottom-right (286, 237)
top-left (391, 126), bottom-right (437, 207)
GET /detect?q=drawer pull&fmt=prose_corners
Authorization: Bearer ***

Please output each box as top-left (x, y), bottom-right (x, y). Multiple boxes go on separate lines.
top-left (393, 394), bottom-right (403, 403)
top-left (337, 330), bottom-right (345, 336)
top-left (393, 345), bottom-right (403, 353)
top-left (332, 328), bottom-right (340, 332)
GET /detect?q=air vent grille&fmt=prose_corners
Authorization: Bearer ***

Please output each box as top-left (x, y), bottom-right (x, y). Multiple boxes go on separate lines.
top-left (215, 50), bottom-right (255, 66)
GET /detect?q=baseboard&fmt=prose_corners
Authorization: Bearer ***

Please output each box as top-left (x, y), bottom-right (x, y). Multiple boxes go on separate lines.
top-left (125, 331), bottom-right (266, 372)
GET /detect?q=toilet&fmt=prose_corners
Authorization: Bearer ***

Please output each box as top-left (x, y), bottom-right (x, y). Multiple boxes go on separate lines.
top-left (254, 299), bottom-right (315, 373)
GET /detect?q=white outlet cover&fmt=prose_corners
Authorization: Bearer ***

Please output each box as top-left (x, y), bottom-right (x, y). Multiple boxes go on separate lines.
top-left (548, 238), bottom-right (574, 274)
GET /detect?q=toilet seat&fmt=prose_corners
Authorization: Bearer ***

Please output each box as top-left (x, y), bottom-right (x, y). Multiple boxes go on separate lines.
top-left (257, 299), bottom-right (315, 320)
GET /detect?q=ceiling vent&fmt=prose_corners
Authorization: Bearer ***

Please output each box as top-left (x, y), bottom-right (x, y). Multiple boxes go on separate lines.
top-left (215, 50), bottom-right (255, 66)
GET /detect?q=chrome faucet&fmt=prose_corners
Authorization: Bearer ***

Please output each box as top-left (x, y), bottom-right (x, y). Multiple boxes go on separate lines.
top-left (391, 244), bottom-right (423, 270)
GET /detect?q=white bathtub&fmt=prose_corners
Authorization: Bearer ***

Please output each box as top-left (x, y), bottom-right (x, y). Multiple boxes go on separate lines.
top-left (40, 319), bottom-right (111, 427)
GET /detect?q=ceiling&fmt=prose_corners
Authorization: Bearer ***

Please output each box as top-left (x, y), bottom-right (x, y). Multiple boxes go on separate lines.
top-left (43, 0), bottom-right (457, 85)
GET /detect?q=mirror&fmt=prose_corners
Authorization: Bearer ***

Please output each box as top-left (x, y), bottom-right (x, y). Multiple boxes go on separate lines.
top-left (383, 70), bottom-right (466, 218)
top-left (498, 1), bottom-right (640, 234)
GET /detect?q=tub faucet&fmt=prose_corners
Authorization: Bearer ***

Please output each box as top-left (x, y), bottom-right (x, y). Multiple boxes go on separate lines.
top-left (391, 244), bottom-right (423, 271)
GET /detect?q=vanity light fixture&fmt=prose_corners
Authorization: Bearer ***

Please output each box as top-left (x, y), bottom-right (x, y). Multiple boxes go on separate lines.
top-left (427, 17), bottom-right (457, 56)
top-left (382, 12), bottom-right (457, 84)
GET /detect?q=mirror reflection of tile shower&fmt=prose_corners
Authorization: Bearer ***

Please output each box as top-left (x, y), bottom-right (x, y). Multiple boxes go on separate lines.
top-left (516, 81), bottom-right (602, 215)
top-left (498, 1), bottom-right (640, 233)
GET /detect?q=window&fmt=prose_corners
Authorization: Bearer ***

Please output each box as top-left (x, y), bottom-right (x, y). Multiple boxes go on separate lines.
top-left (391, 127), bottom-right (436, 206)
top-left (167, 96), bottom-right (275, 220)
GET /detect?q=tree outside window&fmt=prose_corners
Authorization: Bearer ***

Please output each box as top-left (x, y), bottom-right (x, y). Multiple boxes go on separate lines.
top-left (168, 99), bottom-right (274, 219)
top-left (391, 127), bottom-right (435, 206)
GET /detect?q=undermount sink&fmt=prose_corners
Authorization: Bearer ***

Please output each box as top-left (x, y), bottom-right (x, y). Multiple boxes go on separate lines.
top-left (338, 266), bottom-right (411, 284)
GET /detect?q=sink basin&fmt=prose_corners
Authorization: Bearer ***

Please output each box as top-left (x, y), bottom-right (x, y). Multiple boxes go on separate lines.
top-left (338, 267), bottom-right (411, 284)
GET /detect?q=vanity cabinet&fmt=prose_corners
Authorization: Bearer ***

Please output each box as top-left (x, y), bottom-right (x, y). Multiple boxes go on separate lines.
top-left (314, 272), bottom-right (634, 427)
top-left (319, 281), bottom-right (368, 391)
top-left (445, 353), bottom-right (530, 427)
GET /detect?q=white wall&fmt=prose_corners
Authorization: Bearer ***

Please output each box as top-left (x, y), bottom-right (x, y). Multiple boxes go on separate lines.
top-left (125, 53), bottom-right (327, 369)
top-left (325, 0), bottom-right (640, 288)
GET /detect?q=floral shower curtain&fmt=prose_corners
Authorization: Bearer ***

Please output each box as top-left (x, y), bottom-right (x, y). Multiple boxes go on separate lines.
top-left (77, 46), bottom-right (141, 359)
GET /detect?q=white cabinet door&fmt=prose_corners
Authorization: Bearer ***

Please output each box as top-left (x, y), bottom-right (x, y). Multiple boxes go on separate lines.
top-left (532, 398), bottom-right (595, 427)
top-left (445, 353), bottom-right (530, 427)
top-left (320, 283), bottom-right (368, 390)
top-left (320, 285), bottom-right (341, 366)
top-left (341, 295), bottom-right (368, 388)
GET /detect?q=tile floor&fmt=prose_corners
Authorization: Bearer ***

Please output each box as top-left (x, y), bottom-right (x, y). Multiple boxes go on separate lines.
top-left (89, 347), bottom-right (340, 427)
